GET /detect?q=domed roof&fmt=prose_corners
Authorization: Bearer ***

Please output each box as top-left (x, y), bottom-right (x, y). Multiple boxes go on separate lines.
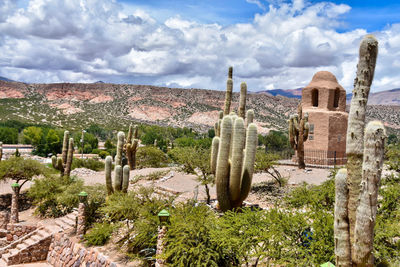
top-left (304, 71), bottom-right (343, 91)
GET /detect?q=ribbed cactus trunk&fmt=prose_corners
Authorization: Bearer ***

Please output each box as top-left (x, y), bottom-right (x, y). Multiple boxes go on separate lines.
top-left (105, 156), bottom-right (113, 195)
top-left (334, 169), bottom-right (351, 267)
top-left (345, 35), bottom-right (378, 249)
top-left (224, 68), bottom-right (233, 116)
top-left (51, 155), bottom-right (57, 169)
top-left (334, 35), bottom-right (383, 267)
top-left (61, 131), bottom-right (69, 166)
top-left (122, 165), bottom-right (130, 193)
top-left (64, 138), bottom-right (74, 177)
top-left (353, 121), bottom-right (385, 266)
top-left (246, 109), bottom-right (254, 126)
top-left (114, 165), bottom-right (122, 192)
top-left (238, 82), bottom-right (247, 119)
top-left (115, 131), bottom-right (125, 167)
top-left (213, 115), bottom-right (258, 212)
top-left (126, 125), bottom-right (139, 170)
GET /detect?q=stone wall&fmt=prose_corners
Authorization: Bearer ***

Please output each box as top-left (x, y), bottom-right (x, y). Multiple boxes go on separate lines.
top-left (6, 235), bottom-right (52, 265)
top-left (47, 232), bottom-right (118, 267)
top-left (0, 191), bottom-right (32, 211)
top-left (5, 223), bottom-right (37, 242)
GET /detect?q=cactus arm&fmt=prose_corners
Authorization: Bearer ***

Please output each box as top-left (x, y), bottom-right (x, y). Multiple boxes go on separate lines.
top-left (238, 123), bottom-right (258, 204)
top-left (346, 35), bottom-right (378, 246)
top-left (105, 156), bottom-right (113, 195)
top-left (64, 138), bottom-right (74, 177)
top-left (288, 116), bottom-right (296, 149)
top-left (210, 137), bottom-right (220, 174)
top-left (115, 131), bottom-right (125, 168)
top-left (246, 109), bottom-right (254, 126)
top-left (56, 157), bottom-right (64, 173)
top-left (334, 168), bottom-right (351, 267)
top-left (61, 131), bottom-right (69, 165)
top-left (122, 165), bottom-right (130, 193)
top-left (238, 82), bottom-right (247, 119)
top-left (216, 116), bottom-right (233, 211)
top-left (229, 118), bottom-right (246, 202)
top-left (51, 156), bottom-right (57, 169)
top-left (224, 78), bottom-right (233, 116)
top-left (353, 121), bottom-right (386, 266)
top-left (127, 124), bottom-right (133, 144)
top-left (114, 165), bottom-right (123, 192)
top-left (228, 66), bottom-right (233, 79)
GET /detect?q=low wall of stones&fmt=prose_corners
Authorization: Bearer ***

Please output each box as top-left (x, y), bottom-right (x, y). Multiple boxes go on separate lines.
top-left (0, 191), bottom-right (32, 211)
top-left (6, 235), bottom-right (52, 265)
top-left (47, 232), bottom-right (119, 267)
top-left (5, 223), bottom-right (37, 242)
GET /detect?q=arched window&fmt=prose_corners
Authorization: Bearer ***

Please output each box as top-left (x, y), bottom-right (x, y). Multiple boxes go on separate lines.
top-left (333, 88), bottom-right (340, 108)
top-left (311, 89), bottom-right (318, 107)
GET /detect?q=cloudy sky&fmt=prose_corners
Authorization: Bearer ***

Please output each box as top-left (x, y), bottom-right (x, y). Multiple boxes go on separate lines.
top-left (0, 0), bottom-right (400, 92)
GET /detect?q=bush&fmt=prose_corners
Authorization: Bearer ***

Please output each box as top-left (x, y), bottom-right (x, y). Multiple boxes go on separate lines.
top-left (28, 175), bottom-right (107, 218)
top-left (71, 158), bottom-right (104, 171)
top-left (85, 222), bottom-right (115, 246)
top-left (98, 150), bottom-right (110, 159)
top-left (136, 146), bottom-right (169, 168)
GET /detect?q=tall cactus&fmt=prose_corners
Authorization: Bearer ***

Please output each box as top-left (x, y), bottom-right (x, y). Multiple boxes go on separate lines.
top-left (288, 104), bottom-right (309, 169)
top-left (223, 67), bottom-right (233, 116)
top-left (64, 138), bottom-right (74, 177)
top-left (61, 131), bottom-right (69, 166)
top-left (212, 116), bottom-right (258, 211)
top-left (345, 35), bottom-right (378, 249)
top-left (334, 35), bottom-right (384, 267)
top-left (115, 131), bottom-right (125, 167)
top-left (125, 124), bottom-right (139, 170)
top-left (105, 156), bottom-right (113, 195)
top-left (238, 82), bottom-right (247, 119)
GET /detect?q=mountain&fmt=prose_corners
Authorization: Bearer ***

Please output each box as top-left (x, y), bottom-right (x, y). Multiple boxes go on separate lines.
top-left (0, 80), bottom-right (398, 135)
top-left (0, 76), bottom-right (14, 82)
top-left (260, 87), bottom-right (400, 106)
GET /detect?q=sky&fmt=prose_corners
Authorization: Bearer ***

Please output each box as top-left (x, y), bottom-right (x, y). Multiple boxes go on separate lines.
top-left (0, 0), bottom-right (400, 92)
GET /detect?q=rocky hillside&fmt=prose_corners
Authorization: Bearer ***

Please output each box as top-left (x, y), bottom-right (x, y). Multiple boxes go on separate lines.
top-left (0, 80), bottom-right (399, 135)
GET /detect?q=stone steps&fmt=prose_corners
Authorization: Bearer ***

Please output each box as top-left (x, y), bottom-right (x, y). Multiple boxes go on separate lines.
top-left (0, 211), bottom-right (78, 266)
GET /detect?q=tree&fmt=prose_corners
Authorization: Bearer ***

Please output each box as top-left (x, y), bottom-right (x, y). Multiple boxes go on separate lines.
top-left (168, 147), bottom-right (214, 204)
top-left (0, 157), bottom-right (49, 193)
top-left (45, 129), bottom-right (62, 156)
top-left (23, 126), bottom-right (43, 148)
top-left (0, 127), bottom-right (18, 144)
top-left (254, 151), bottom-right (285, 187)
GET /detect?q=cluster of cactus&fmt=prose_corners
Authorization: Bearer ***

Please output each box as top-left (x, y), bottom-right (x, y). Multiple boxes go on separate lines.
top-left (334, 35), bottom-right (385, 267)
top-left (125, 124), bottom-right (139, 170)
top-left (288, 104), bottom-right (309, 169)
top-left (51, 131), bottom-right (74, 177)
top-left (211, 66), bottom-right (258, 211)
top-left (105, 131), bottom-right (130, 195)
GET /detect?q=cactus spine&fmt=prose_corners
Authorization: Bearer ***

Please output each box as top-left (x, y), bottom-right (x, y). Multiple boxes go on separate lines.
top-left (288, 105), bottom-right (309, 169)
top-left (334, 35), bottom-right (384, 267)
top-left (345, 35), bottom-right (378, 249)
top-left (213, 116), bottom-right (257, 211)
top-left (64, 138), bottom-right (74, 177)
top-left (125, 124), bottom-right (139, 170)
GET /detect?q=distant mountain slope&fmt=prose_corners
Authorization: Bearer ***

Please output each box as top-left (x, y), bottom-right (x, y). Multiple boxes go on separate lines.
top-left (0, 76), bottom-right (14, 82)
top-left (0, 80), bottom-right (398, 135)
top-left (260, 87), bottom-right (400, 106)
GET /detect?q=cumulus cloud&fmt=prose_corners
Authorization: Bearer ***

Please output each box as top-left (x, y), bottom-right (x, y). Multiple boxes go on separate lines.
top-left (0, 0), bottom-right (398, 92)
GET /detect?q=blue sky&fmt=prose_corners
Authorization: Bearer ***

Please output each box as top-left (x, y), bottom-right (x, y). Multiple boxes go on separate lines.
top-left (1, 0), bottom-right (400, 92)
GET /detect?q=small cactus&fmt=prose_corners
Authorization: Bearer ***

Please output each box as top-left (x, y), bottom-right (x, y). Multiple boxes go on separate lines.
top-left (105, 155), bottom-right (130, 195)
top-left (105, 156), bottom-right (113, 195)
top-left (212, 116), bottom-right (258, 211)
top-left (51, 155), bottom-right (57, 169)
top-left (288, 104), bottom-right (309, 169)
top-left (122, 165), bottom-right (130, 193)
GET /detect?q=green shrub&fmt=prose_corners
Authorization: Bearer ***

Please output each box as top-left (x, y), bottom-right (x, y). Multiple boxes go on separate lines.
top-left (136, 146), bottom-right (169, 168)
top-left (98, 150), bottom-right (110, 159)
top-left (85, 222), bottom-right (115, 246)
top-left (71, 158), bottom-right (104, 171)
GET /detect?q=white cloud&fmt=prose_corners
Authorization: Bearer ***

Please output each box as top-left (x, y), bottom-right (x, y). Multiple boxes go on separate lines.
top-left (0, 0), bottom-right (398, 92)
